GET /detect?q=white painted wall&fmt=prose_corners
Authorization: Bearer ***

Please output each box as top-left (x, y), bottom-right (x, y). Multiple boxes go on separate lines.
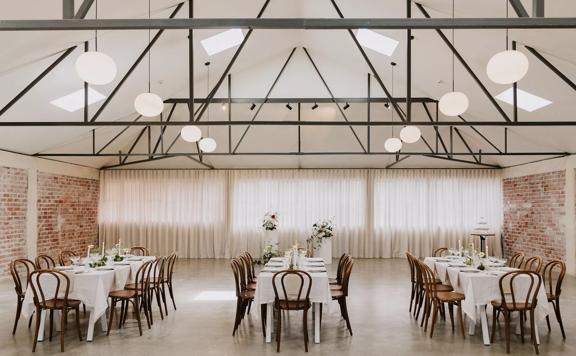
top-left (503, 155), bottom-right (576, 275)
top-left (0, 150), bottom-right (99, 259)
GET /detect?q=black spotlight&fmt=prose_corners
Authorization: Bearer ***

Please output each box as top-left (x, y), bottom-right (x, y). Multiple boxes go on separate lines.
top-left (286, 103), bottom-right (293, 110)
top-left (250, 103), bottom-right (256, 110)
top-left (384, 103), bottom-right (390, 109)
top-left (311, 103), bottom-right (318, 110)
top-left (343, 102), bottom-right (350, 110)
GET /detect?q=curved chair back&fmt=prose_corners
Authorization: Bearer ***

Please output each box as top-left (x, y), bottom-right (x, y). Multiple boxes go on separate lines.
top-left (406, 253), bottom-right (416, 283)
top-left (58, 250), bottom-right (77, 266)
top-left (29, 270), bottom-right (71, 308)
top-left (542, 260), bottom-right (566, 299)
top-left (243, 252), bottom-right (257, 282)
top-left (339, 257), bottom-right (354, 297)
top-left (131, 246), bottom-right (150, 256)
top-left (433, 247), bottom-right (448, 257)
top-left (10, 258), bottom-right (36, 297)
top-left (497, 271), bottom-right (541, 311)
top-left (508, 252), bottom-right (525, 269)
top-left (166, 252), bottom-right (177, 283)
top-left (523, 256), bottom-right (543, 273)
top-left (35, 254), bottom-right (56, 270)
top-left (335, 254), bottom-right (350, 284)
top-left (230, 258), bottom-right (247, 297)
top-left (418, 260), bottom-right (441, 299)
top-left (239, 253), bottom-right (255, 283)
top-left (272, 270), bottom-right (312, 310)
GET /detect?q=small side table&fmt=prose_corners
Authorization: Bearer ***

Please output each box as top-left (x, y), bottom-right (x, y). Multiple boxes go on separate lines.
top-left (470, 232), bottom-right (495, 254)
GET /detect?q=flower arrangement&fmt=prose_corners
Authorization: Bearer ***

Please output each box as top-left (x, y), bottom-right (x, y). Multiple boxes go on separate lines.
top-left (262, 212), bottom-right (279, 231)
top-left (307, 218), bottom-right (334, 247)
top-left (260, 244), bottom-right (279, 265)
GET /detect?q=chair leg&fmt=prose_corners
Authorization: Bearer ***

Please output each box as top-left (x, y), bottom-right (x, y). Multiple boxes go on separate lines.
top-left (142, 295), bottom-right (151, 329)
top-left (232, 299), bottom-right (242, 336)
top-left (303, 309), bottom-right (309, 352)
top-left (83, 303), bottom-right (86, 317)
top-left (133, 299), bottom-right (143, 336)
top-left (554, 299), bottom-right (566, 339)
top-left (247, 300), bottom-right (252, 314)
top-left (429, 300), bottom-right (438, 338)
top-left (457, 302), bottom-right (465, 339)
top-left (491, 307), bottom-right (497, 342)
top-left (504, 311), bottom-right (511, 354)
top-left (340, 298), bottom-right (353, 336)
top-left (60, 309), bottom-right (66, 352)
top-left (415, 290), bottom-right (423, 319)
top-left (118, 300), bottom-right (125, 328)
top-left (29, 313), bottom-right (34, 329)
top-left (409, 284), bottom-right (415, 312)
top-left (12, 298), bottom-right (23, 335)
top-left (519, 311), bottom-right (525, 344)
top-left (260, 304), bottom-right (267, 338)
top-left (107, 299), bottom-right (116, 336)
top-left (530, 309), bottom-right (539, 355)
top-left (48, 309), bottom-right (54, 342)
top-left (160, 283), bottom-right (169, 316)
top-left (168, 282), bottom-right (177, 310)
top-left (546, 315), bottom-right (551, 332)
top-left (75, 307), bottom-right (82, 341)
top-left (154, 288), bottom-right (164, 320)
top-left (420, 297), bottom-right (428, 327)
top-left (448, 302), bottom-right (455, 332)
top-left (276, 307), bottom-right (282, 353)
top-left (32, 308), bottom-right (41, 353)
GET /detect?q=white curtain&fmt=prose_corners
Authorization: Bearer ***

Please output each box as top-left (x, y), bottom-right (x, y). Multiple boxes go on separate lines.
top-left (99, 169), bottom-right (502, 258)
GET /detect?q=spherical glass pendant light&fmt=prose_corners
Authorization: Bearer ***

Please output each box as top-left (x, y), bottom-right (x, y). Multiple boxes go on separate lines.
top-left (439, 91), bottom-right (469, 117)
top-left (75, 51), bottom-right (117, 85)
top-left (384, 137), bottom-right (402, 153)
top-left (134, 93), bottom-right (164, 117)
top-left (400, 126), bottom-right (421, 144)
top-left (199, 137), bottom-right (217, 152)
top-left (180, 125), bottom-right (202, 143)
top-left (486, 50), bottom-right (529, 85)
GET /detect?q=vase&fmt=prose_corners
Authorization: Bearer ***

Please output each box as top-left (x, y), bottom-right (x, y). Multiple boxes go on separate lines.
top-left (263, 230), bottom-right (279, 252)
top-left (314, 238), bottom-right (332, 264)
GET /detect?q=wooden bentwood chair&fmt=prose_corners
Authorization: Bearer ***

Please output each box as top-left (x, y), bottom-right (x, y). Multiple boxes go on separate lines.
top-left (523, 256), bottom-right (543, 273)
top-left (130, 246), bottom-right (150, 256)
top-left (35, 254), bottom-right (56, 270)
top-left (542, 260), bottom-right (566, 339)
top-left (433, 247), bottom-right (449, 257)
top-left (230, 258), bottom-right (265, 336)
top-left (58, 250), bottom-right (77, 266)
top-left (29, 270), bottom-right (82, 352)
top-left (491, 271), bottom-right (542, 354)
top-left (272, 270), bottom-right (313, 352)
top-left (9, 258), bottom-right (36, 334)
top-left (331, 256), bottom-right (354, 336)
top-left (418, 260), bottom-right (466, 338)
top-left (508, 252), bottom-right (525, 269)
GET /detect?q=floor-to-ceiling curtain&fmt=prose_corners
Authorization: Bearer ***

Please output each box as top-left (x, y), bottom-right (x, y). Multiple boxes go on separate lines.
top-left (99, 169), bottom-right (502, 258)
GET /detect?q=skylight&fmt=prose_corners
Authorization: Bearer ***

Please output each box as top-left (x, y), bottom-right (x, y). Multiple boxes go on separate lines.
top-left (201, 29), bottom-right (244, 56)
top-left (50, 88), bottom-right (106, 112)
top-left (494, 88), bottom-right (552, 112)
top-left (356, 29), bottom-right (399, 57)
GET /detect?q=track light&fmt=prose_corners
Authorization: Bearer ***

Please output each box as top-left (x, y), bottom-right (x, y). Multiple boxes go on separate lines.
top-left (343, 102), bottom-right (350, 110)
top-left (312, 103), bottom-right (318, 110)
top-left (286, 103), bottom-right (293, 110)
top-left (250, 103), bottom-right (256, 110)
top-left (384, 103), bottom-right (390, 109)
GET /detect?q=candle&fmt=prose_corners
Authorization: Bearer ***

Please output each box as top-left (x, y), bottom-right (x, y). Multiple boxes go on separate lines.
top-left (87, 244), bottom-right (94, 258)
top-left (102, 238), bottom-right (106, 256)
top-left (486, 244), bottom-right (489, 258)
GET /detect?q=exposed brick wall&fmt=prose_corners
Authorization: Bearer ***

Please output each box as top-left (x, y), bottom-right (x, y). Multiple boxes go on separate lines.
top-left (503, 171), bottom-right (566, 262)
top-left (36, 173), bottom-right (99, 260)
top-left (0, 166), bottom-right (28, 277)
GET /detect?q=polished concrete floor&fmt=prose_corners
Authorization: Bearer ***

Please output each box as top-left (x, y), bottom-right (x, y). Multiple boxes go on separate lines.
top-left (0, 258), bottom-right (575, 355)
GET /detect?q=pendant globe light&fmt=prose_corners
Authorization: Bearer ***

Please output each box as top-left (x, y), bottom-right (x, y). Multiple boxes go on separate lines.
top-left (384, 62), bottom-right (402, 153)
top-left (134, 1), bottom-right (164, 117)
top-left (199, 61), bottom-right (217, 152)
top-left (75, 0), bottom-right (117, 85)
top-left (439, 0), bottom-right (469, 117)
top-left (486, 2), bottom-right (529, 84)
top-left (400, 125), bottom-right (421, 143)
top-left (181, 125), bottom-right (202, 142)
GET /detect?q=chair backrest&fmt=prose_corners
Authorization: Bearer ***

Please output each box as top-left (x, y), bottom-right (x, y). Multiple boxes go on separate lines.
top-left (135, 260), bottom-right (153, 295)
top-left (523, 256), bottom-right (543, 273)
top-left (243, 252), bottom-right (257, 281)
top-left (35, 255), bottom-right (56, 270)
top-left (418, 260), bottom-right (441, 299)
top-left (131, 246), bottom-right (150, 256)
top-left (497, 270), bottom-right (541, 311)
top-left (541, 260), bottom-right (566, 299)
top-left (335, 254), bottom-right (350, 284)
top-left (166, 252), bottom-right (177, 283)
top-left (272, 270), bottom-right (312, 309)
top-left (58, 250), bottom-right (77, 266)
top-left (10, 258), bottom-right (36, 298)
top-left (339, 257), bottom-right (354, 296)
top-left (508, 252), bottom-right (525, 269)
top-left (230, 258), bottom-right (246, 297)
top-left (29, 270), bottom-right (71, 309)
top-left (433, 247), bottom-right (448, 257)
top-left (240, 253), bottom-right (255, 283)
top-left (405, 252), bottom-right (416, 283)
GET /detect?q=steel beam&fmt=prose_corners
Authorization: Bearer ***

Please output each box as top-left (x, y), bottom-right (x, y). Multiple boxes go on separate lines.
top-left (457, 115), bottom-right (503, 153)
top-left (533, 0), bottom-right (545, 17)
top-left (152, 103), bottom-right (176, 154)
top-left (416, 3), bottom-right (512, 123)
top-left (422, 102), bottom-right (449, 155)
top-left (4, 17), bottom-right (576, 31)
top-left (90, 3), bottom-right (184, 122)
top-left (166, 97), bottom-right (435, 104)
top-left (524, 46), bottom-right (576, 92)
top-left (63, 0), bottom-right (74, 19)
top-left (194, 0), bottom-right (271, 123)
top-left (509, 0), bottom-right (530, 18)
top-left (454, 128), bottom-right (480, 163)
top-left (303, 47), bottom-right (367, 153)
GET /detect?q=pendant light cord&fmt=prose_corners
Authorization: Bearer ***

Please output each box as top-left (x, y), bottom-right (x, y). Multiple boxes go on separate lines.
top-left (94, 0), bottom-right (98, 51)
top-left (505, 0), bottom-right (509, 50)
top-left (451, 0), bottom-right (455, 92)
top-left (207, 63), bottom-right (210, 137)
top-left (148, 0), bottom-right (152, 93)
top-left (391, 63), bottom-right (395, 137)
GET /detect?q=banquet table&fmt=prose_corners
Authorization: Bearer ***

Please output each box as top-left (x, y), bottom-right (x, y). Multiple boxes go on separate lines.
top-left (423, 256), bottom-right (551, 346)
top-left (22, 256), bottom-right (156, 342)
top-left (254, 257), bottom-right (332, 344)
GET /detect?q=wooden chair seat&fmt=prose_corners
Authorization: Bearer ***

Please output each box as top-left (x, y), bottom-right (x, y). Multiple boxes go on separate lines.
top-left (276, 299), bottom-right (310, 310)
top-left (239, 290), bottom-right (255, 299)
top-left (331, 289), bottom-right (345, 299)
top-left (43, 298), bottom-right (82, 309)
top-left (491, 299), bottom-right (535, 311)
top-left (546, 292), bottom-right (556, 302)
top-left (424, 284), bottom-right (453, 292)
top-left (125, 282), bottom-right (144, 290)
top-left (330, 283), bottom-right (342, 291)
top-left (247, 282), bottom-right (257, 290)
top-left (436, 291), bottom-right (465, 303)
top-left (328, 277), bottom-right (338, 284)
top-left (109, 289), bottom-right (141, 299)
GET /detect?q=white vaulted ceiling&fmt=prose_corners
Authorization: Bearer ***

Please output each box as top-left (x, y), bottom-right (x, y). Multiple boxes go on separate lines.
top-left (1, 0), bottom-right (576, 169)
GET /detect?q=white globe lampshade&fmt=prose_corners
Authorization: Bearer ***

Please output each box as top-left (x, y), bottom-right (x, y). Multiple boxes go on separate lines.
top-left (199, 137), bottom-right (217, 152)
top-left (439, 91), bottom-right (469, 116)
top-left (400, 126), bottom-right (422, 143)
top-left (75, 51), bottom-right (117, 85)
top-left (180, 125), bottom-right (202, 143)
top-left (486, 50), bottom-right (529, 85)
top-left (134, 93), bottom-right (164, 117)
top-left (384, 137), bottom-right (402, 153)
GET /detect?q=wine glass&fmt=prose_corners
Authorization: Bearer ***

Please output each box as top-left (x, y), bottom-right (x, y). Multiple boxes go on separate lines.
top-left (70, 256), bottom-right (80, 266)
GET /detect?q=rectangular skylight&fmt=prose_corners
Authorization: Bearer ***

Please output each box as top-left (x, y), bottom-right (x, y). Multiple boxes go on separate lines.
top-left (50, 88), bottom-right (106, 112)
top-left (201, 29), bottom-right (244, 56)
top-left (356, 29), bottom-right (399, 57)
top-left (495, 88), bottom-right (552, 112)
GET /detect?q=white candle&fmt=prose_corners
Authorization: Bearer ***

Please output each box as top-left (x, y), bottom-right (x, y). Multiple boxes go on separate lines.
top-left (486, 244), bottom-right (489, 258)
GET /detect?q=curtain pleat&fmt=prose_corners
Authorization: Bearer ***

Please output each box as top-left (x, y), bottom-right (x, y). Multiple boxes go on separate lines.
top-left (99, 169), bottom-right (502, 258)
